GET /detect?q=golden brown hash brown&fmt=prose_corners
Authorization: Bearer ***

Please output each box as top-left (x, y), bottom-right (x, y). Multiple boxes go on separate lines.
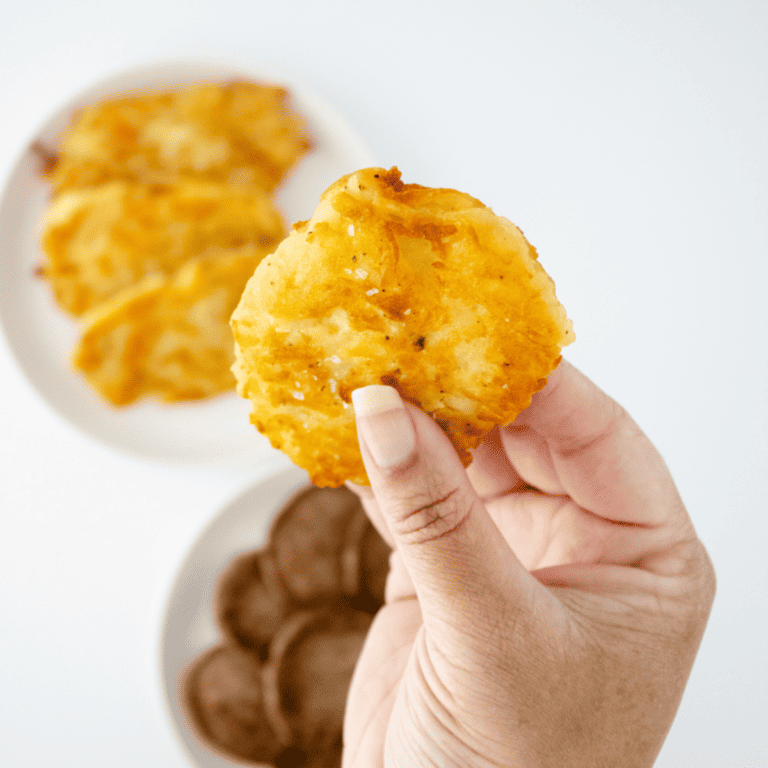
top-left (231, 167), bottom-right (574, 487)
top-left (40, 179), bottom-right (286, 316)
top-left (36, 78), bottom-right (312, 407)
top-left (74, 247), bottom-right (269, 404)
top-left (47, 81), bottom-right (311, 193)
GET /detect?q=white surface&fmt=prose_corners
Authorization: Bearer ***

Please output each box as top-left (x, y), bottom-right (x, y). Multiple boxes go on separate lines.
top-left (0, 2), bottom-right (766, 766)
top-left (0, 60), bottom-right (376, 464)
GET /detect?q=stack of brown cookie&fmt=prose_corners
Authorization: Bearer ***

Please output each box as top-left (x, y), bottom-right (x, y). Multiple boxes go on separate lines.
top-left (183, 485), bottom-right (390, 767)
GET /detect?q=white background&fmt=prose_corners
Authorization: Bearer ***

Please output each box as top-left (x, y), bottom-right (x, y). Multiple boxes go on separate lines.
top-left (1, 1), bottom-right (766, 766)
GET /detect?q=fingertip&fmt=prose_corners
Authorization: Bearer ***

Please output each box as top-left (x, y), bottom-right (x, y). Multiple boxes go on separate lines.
top-left (351, 385), bottom-right (405, 418)
top-left (352, 385), bottom-right (417, 470)
top-left (513, 358), bottom-right (571, 428)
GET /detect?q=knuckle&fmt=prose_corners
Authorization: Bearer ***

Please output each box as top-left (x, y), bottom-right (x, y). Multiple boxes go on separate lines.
top-left (555, 398), bottom-right (641, 461)
top-left (388, 481), bottom-right (474, 546)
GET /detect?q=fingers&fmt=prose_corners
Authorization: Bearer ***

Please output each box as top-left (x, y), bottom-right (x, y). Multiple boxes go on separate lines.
top-left (465, 427), bottom-right (524, 501)
top-left (498, 425), bottom-right (565, 496)
top-left (485, 490), bottom-right (691, 574)
top-left (352, 385), bottom-right (536, 640)
top-left (510, 360), bottom-right (687, 528)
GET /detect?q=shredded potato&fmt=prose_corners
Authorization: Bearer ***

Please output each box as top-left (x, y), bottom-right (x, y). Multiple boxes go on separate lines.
top-left (41, 179), bottom-right (285, 315)
top-left (232, 167), bottom-right (574, 486)
top-left (48, 81), bottom-right (310, 192)
top-left (74, 247), bottom-right (269, 404)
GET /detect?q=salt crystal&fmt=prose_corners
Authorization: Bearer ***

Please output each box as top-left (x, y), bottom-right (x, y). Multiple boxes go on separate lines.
top-left (327, 355), bottom-right (341, 364)
top-left (292, 392), bottom-right (305, 400)
top-left (404, 309), bottom-right (411, 315)
top-left (329, 379), bottom-right (337, 393)
top-left (348, 224), bottom-right (355, 236)
top-left (354, 268), bottom-right (368, 279)
top-left (344, 268), bottom-right (352, 275)
top-left (366, 288), bottom-right (379, 296)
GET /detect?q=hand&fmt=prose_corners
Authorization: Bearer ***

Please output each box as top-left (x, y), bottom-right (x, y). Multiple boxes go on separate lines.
top-left (342, 361), bottom-right (715, 768)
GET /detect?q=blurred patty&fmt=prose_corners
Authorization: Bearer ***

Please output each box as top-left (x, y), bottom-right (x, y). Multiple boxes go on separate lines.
top-left (41, 179), bottom-right (285, 316)
top-left (47, 81), bottom-right (311, 192)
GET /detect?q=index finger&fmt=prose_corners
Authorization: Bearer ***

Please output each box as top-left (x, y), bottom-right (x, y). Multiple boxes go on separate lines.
top-left (510, 360), bottom-right (686, 527)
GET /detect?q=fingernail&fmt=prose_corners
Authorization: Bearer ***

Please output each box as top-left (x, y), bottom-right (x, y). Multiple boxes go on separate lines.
top-left (352, 385), bottom-right (416, 468)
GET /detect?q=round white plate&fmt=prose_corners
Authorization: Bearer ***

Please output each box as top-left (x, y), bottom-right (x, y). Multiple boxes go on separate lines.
top-left (160, 466), bottom-right (310, 767)
top-left (0, 59), bottom-right (377, 464)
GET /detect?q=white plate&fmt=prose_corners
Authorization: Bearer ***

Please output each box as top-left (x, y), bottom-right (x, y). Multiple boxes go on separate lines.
top-left (0, 60), bottom-right (377, 464)
top-left (160, 466), bottom-right (310, 767)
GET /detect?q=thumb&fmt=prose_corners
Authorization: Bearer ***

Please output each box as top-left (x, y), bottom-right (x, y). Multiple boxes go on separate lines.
top-left (351, 385), bottom-right (535, 638)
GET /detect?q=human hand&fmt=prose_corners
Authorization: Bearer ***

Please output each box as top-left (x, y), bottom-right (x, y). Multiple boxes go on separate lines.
top-left (343, 361), bottom-right (715, 768)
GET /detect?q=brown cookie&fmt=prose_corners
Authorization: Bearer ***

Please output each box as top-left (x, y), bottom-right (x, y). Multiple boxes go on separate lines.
top-left (338, 502), bottom-right (370, 598)
top-left (339, 509), bottom-right (390, 614)
top-left (263, 608), bottom-right (373, 756)
top-left (359, 521), bottom-right (391, 609)
top-left (216, 549), bottom-right (292, 658)
top-left (183, 643), bottom-right (284, 763)
top-left (271, 740), bottom-right (342, 768)
top-left (269, 485), bottom-right (363, 604)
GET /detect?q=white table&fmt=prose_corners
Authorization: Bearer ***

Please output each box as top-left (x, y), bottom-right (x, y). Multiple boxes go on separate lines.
top-left (1, 2), bottom-right (766, 765)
